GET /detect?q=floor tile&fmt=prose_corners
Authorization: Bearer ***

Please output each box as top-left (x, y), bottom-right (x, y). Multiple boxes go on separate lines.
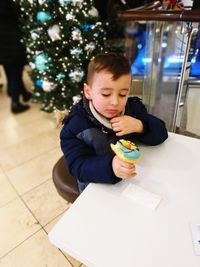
top-left (6, 147), bottom-right (62, 195)
top-left (22, 179), bottom-right (69, 226)
top-left (45, 213), bottom-right (82, 267)
top-left (0, 88), bottom-right (9, 110)
top-left (0, 173), bottom-right (18, 208)
top-left (0, 229), bottom-right (72, 267)
top-left (0, 116), bottom-right (57, 150)
top-left (0, 94), bottom-right (9, 110)
top-left (0, 102), bottom-right (41, 131)
top-left (64, 254), bottom-right (82, 267)
top-left (0, 130), bottom-right (60, 171)
top-left (0, 198), bottom-right (41, 257)
top-left (44, 214), bottom-right (65, 233)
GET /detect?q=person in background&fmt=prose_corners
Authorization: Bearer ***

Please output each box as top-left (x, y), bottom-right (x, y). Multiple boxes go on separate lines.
top-left (60, 53), bottom-right (168, 193)
top-left (0, 68), bottom-right (4, 90)
top-left (0, 0), bottom-right (31, 114)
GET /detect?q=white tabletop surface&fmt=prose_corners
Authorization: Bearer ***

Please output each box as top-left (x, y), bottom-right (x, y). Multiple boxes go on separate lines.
top-left (49, 133), bottom-right (200, 267)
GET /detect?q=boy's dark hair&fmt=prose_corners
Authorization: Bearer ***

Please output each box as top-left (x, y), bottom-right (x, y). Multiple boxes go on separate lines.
top-left (87, 52), bottom-right (131, 85)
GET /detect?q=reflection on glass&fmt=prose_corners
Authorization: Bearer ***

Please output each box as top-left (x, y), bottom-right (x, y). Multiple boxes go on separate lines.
top-left (126, 21), bottom-right (200, 138)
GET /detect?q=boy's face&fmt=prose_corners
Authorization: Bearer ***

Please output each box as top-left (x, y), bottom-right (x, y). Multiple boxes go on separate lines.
top-left (84, 71), bottom-right (131, 119)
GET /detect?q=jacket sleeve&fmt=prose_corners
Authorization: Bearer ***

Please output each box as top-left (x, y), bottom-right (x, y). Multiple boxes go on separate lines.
top-left (60, 118), bottom-right (121, 185)
top-left (127, 97), bottom-right (168, 145)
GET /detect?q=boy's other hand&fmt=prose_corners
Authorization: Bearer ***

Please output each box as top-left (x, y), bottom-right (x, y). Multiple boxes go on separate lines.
top-left (112, 155), bottom-right (136, 179)
top-left (110, 115), bottom-right (144, 136)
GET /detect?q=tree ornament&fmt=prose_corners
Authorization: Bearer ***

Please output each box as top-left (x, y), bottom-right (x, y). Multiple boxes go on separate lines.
top-left (56, 73), bottom-right (65, 80)
top-left (27, 0), bottom-right (34, 4)
top-left (29, 62), bottom-right (36, 69)
top-left (82, 22), bottom-right (92, 32)
top-left (42, 80), bottom-right (56, 92)
top-left (38, 0), bottom-right (46, 4)
top-left (36, 11), bottom-right (52, 23)
top-left (88, 6), bottom-right (98, 17)
top-left (65, 13), bottom-right (75, 21)
top-left (35, 52), bottom-right (49, 71)
top-left (35, 79), bottom-right (43, 88)
top-left (73, 95), bottom-right (81, 104)
top-left (59, 0), bottom-right (72, 6)
top-left (71, 28), bottom-right (82, 40)
top-left (47, 25), bottom-right (61, 41)
top-left (54, 109), bottom-right (69, 128)
top-left (85, 42), bottom-right (95, 54)
top-left (69, 69), bottom-right (84, 82)
top-left (31, 29), bottom-right (40, 40)
top-left (70, 48), bottom-right (83, 57)
top-left (72, 0), bottom-right (83, 7)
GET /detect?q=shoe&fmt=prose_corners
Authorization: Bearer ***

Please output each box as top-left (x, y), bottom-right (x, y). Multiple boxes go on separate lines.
top-left (22, 91), bottom-right (32, 102)
top-left (11, 101), bottom-right (30, 114)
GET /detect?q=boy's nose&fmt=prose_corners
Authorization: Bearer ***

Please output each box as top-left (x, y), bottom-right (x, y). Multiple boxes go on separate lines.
top-left (110, 96), bottom-right (118, 106)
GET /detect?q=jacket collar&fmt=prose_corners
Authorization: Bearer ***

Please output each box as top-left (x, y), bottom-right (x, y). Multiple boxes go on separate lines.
top-left (83, 96), bottom-right (115, 134)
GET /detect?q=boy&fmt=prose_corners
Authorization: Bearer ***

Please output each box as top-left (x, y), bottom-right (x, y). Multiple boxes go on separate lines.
top-left (60, 53), bottom-right (168, 193)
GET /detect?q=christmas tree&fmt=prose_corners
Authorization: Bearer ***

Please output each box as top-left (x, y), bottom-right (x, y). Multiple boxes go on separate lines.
top-left (15, 0), bottom-right (106, 112)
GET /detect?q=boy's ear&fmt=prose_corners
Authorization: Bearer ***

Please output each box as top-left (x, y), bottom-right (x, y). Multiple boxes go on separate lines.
top-left (83, 83), bottom-right (92, 100)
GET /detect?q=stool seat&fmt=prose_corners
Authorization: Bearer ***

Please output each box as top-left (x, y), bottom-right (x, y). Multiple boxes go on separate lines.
top-left (52, 156), bottom-right (80, 203)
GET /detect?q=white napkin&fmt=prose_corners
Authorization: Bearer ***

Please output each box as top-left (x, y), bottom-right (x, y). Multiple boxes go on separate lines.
top-left (122, 183), bottom-right (162, 210)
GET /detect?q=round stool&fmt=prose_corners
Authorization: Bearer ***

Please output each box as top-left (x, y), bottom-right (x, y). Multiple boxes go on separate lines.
top-left (52, 156), bottom-right (80, 203)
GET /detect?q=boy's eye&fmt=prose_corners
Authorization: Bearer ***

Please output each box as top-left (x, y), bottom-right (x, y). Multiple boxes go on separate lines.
top-left (119, 94), bottom-right (127, 97)
top-left (102, 94), bottom-right (110, 97)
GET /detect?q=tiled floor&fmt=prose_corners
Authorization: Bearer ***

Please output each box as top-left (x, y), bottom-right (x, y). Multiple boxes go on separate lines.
top-left (0, 85), bottom-right (85, 266)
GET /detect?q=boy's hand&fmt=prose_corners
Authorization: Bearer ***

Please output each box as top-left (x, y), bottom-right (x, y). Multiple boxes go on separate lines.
top-left (110, 115), bottom-right (144, 136)
top-left (112, 155), bottom-right (136, 179)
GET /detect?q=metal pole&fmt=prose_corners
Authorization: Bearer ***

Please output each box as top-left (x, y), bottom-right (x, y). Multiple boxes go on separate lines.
top-left (171, 22), bottom-right (194, 132)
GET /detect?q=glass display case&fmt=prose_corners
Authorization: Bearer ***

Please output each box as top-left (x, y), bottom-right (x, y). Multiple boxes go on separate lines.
top-left (119, 5), bottom-right (200, 138)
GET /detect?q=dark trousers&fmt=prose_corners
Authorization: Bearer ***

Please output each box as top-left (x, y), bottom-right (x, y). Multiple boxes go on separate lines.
top-left (3, 65), bottom-right (27, 102)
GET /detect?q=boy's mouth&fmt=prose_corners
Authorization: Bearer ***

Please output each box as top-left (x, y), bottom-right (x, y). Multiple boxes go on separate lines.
top-left (106, 109), bottom-right (119, 116)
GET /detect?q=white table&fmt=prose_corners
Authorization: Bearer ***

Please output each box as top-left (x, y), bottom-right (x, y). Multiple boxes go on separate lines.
top-left (49, 133), bottom-right (200, 267)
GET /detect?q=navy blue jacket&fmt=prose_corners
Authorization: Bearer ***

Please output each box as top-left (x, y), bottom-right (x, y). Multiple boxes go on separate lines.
top-left (60, 97), bottom-right (168, 192)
